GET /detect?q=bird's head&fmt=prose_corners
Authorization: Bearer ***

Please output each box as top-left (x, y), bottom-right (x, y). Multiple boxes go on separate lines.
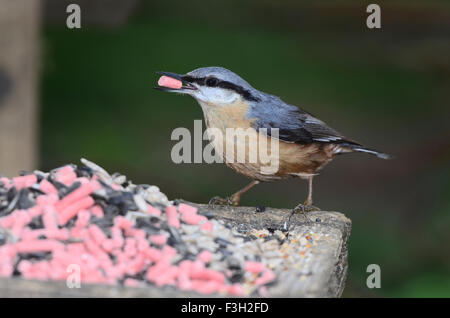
top-left (155, 66), bottom-right (261, 106)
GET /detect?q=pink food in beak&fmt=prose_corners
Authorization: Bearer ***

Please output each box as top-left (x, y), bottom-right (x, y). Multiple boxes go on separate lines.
top-left (158, 76), bottom-right (183, 89)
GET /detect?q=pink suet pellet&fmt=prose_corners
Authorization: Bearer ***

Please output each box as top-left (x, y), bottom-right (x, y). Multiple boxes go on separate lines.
top-left (197, 250), bottom-right (212, 263)
top-left (13, 174), bottom-right (37, 190)
top-left (200, 221), bottom-right (213, 232)
top-left (39, 179), bottom-right (58, 195)
top-left (55, 166), bottom-right (77, 186)
top-left (55, 181), bottom-right (100, 212)
top-left (178, 203), bottom-right (198, 215)
top-left (58, 196), bottom-right (95, 226)
top-left (165, 205), bottom-right (180, 228)
top-left (90, 205), bottom-right (104, 218)
top-left (158, 76), bottom-right (183, 89)
top-left (150, 234), bottom-right (167, 245)
top-left (245, 261), bottom-right (265, 274)
top-left (147, 205), bottom-right (161, 216)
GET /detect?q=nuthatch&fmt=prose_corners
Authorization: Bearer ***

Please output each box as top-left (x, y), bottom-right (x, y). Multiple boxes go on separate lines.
top-left (156, 67), bottom-right (390, 210)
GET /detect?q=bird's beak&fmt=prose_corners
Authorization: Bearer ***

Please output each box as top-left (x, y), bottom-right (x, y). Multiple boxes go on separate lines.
top-left (154, 71), bottom-right (197, 93)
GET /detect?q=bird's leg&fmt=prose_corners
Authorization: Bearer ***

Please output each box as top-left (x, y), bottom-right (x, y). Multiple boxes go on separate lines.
top-left (304, 175), bottom-right (314, 207)
top-left (229, 180), bottom-right (260, 205)
top-left (285, 177), bottom-right (319, 233)
top-left (291, 176), bottom-right (320, 216)
top-left (209, 180), bottom-right (260, 207)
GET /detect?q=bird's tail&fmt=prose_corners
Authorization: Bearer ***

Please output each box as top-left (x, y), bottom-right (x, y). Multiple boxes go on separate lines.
top-left (351, 146), bottom-right (392, 159)
top-left (337, 142), bottom-right (392, 159)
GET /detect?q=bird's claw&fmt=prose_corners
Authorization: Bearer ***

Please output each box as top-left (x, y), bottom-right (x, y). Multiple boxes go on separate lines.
top-left (208, 196), bottom-right (228, 207)
top-left (293, 203), bottom-right (320, 213)
top-left (208, 195), bottom-right (240, 208)
top-left (284, 203), bottom-right (320, 234)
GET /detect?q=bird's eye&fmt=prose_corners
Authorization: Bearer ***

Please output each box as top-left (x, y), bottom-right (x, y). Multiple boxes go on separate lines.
top-left (205, 77), bottom-right (219, 87)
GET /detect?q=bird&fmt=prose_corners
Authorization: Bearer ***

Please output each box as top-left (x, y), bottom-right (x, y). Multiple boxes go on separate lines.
top-left (155, 66), bottom-right (390, 211)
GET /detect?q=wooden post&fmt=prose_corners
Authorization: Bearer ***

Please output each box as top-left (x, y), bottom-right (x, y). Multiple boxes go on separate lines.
top-left (0, 0), bottom-right (41, 177)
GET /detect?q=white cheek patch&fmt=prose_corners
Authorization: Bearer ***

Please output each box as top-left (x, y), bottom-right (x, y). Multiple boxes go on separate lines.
top-left (197, 87), bottom-right (238, 104)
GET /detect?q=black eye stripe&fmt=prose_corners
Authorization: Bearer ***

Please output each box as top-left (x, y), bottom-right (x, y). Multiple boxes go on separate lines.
top-left (206, 77), bottom-right (219, 87)
top-left (182, 76), bottom-right (260, 102)
top-left (217, 81), bottom-right (260, 102)
top-left (181, 75), bottom-right (203, 85)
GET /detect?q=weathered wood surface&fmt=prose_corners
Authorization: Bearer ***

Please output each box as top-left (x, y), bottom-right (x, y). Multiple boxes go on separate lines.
top-left (0, 205), bottom-right (351, 298)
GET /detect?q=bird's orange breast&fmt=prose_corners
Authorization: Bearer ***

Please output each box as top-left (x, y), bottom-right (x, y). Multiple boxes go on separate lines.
top-left (199, 98), bottom-right (255, 130)
top-left (198, 98), bottom-right (336, 181)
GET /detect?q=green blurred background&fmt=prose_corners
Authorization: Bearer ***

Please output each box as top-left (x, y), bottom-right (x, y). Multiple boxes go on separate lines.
top-left (7, 0), bottom-right (450, 297)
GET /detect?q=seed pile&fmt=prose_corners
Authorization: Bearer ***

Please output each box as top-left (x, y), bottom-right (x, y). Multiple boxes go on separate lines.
top-left (0, 159), bottom-right (280, 296)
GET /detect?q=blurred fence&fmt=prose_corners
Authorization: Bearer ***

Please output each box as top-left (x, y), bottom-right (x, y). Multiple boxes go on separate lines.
top-left (0, 0), bottom-right (41, 177)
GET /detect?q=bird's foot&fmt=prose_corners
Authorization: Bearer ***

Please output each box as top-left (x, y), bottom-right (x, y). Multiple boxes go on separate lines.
top-left (293, 203), bottom-right (320, 213)
top-left (283, 203), bottom-right (320, 234)
top-left (208, 196), bottom-right (229, 207)
top-left (208, 195), bottom-right (240, 208)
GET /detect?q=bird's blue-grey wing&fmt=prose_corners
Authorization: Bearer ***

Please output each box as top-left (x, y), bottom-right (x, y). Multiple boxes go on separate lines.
top-left (248, 94), bottom-right (359, 146)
